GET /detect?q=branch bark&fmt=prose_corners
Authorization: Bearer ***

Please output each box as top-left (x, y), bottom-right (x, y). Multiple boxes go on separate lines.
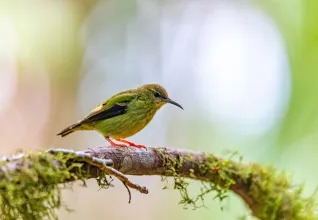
top-left (0, 146), bottom-right (316, 220)
top-left (80, 147), bottom-right (254, 207)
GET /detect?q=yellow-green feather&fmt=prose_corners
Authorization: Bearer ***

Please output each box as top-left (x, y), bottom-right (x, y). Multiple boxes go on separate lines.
top-left (57, 84), bottom-right (177, 140)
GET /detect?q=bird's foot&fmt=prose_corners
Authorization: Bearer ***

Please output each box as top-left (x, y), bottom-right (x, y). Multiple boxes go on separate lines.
top-left (115, 138), bottom-right (147, 149)
top-left (105, 137), bottom-right (127, 148)
top-left (111, 143), bottom-right (127, 148)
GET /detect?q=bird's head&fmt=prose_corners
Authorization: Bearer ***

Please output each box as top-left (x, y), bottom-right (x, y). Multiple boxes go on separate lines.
top-left (139, 84), bottom-right (183, 110)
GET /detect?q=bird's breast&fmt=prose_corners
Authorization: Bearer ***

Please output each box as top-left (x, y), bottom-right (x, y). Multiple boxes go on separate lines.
top-left (94, 106), bottom-right (157, 139)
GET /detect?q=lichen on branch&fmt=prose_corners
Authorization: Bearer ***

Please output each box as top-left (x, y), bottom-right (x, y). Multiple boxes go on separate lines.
top-left (0, 146), bottom-right (316, 220)
top-left (0, 151), bottom-right (79, 220)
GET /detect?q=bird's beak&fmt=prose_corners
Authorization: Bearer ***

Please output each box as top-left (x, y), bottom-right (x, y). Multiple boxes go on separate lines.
top-left (161, 98), bottom-right (183, 110)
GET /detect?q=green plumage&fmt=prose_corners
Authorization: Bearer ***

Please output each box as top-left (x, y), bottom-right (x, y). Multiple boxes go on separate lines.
top-left (57, 84), bottom-right (183, 142)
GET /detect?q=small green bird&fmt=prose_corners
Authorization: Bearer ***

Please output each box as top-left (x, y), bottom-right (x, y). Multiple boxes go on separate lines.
top-left (57, 84), bottom-right (183, 149)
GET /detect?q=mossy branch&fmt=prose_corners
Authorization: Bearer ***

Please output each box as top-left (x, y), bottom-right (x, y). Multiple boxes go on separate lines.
top-left (0, 146), bottom-right (316, 220)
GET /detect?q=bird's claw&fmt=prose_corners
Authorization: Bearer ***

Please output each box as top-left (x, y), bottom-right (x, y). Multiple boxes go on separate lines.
top-left (112, 144), bottom-right (128, 148)
top-left (114, 138), bottom-right (147, 150)
top-left (105, 137), bottom-right (128, 148)
top-left (131, 144), bottom-right (147, 150)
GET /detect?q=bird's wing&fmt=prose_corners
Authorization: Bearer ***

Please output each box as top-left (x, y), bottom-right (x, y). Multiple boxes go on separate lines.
top-left (80, 92), bottom-right (135, 124)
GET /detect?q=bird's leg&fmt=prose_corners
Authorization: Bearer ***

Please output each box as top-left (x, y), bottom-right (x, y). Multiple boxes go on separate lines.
top-left (115, 138), bottom-right (147, 149)
top-left (105, 137), bottom-right (127, 148)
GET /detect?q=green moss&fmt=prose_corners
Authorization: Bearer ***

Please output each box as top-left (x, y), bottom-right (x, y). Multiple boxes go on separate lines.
top-left (0, 149), bottom-right (119, 220)
top-left (156, 148), bottom-right (318, 219)
top-left (0, 151), bottom-right (89, 220)
top-left (205, 152), bottom-right (318, 220)
top-left (205, 153), bottom-right (318, 220)
top-left (155, 148), bottom-right (234, 210)
top-left (196, 154), bottom-right (236, 208)
top-left (96, 173), bottom-right (114, 190)
top-left (1, 148), bottom-right (317, 220)
top-left (245, 164), bottom-right (317, 220)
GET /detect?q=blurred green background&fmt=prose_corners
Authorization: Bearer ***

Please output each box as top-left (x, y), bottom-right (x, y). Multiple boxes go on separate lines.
top-left (0, 0), bottom-right (317, 219)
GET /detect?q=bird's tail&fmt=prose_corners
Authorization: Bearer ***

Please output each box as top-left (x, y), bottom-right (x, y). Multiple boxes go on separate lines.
top-left (57, 122), bottom-right (82, 137)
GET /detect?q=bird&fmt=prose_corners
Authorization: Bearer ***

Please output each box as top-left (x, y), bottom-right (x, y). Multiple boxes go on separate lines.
top-left (57, 84), bottom-right (183, 149)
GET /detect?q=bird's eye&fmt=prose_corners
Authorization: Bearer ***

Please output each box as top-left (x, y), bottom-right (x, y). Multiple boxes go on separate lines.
top-left (153, 91), bottom-right (161, 98)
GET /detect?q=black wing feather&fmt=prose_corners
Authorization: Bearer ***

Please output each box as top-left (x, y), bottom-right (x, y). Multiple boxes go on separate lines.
top-left (81, 104), bottom-right (128, 124)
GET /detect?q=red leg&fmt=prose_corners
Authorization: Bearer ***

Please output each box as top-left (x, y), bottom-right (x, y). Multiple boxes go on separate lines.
top-left (105, 137), bottom-right (127, 148)
top-left (115, 138), bottom-right (147, 149)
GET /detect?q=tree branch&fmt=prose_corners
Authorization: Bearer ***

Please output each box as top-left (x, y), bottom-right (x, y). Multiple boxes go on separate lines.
top-left (0, 146), bottom-right (316, 220)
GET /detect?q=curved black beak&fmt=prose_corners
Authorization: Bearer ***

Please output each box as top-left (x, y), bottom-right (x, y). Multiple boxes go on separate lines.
top-left (161, 98), bottom-right (183, 110)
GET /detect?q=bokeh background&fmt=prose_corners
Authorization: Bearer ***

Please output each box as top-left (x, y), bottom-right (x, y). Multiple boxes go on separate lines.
top-left (0, 0), bottom-right (318, 219)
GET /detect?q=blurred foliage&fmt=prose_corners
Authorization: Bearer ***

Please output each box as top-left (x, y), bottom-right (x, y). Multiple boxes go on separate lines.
top-left (259, 0), bottom-right (318, 147)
